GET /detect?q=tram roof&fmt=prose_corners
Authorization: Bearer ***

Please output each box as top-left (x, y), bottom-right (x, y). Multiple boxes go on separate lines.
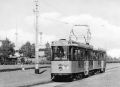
top-left (51, 39), bottom-right (93, 49)
top-left (98, 47), bottom-right (106, 52)
top-left (93, 47), bottom-right (106, 52)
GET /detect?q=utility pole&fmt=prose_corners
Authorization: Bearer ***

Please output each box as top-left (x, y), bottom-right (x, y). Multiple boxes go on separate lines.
top-left (15, 20), bottom-right (18, 51)
top-left (34, 0), bottom-right (39, 74)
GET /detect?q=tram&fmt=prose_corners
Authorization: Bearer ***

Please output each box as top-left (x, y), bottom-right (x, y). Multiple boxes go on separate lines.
top-left (51, 39), bottom-right (106, 81)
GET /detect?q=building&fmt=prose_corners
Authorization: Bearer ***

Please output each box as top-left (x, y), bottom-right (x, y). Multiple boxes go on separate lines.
top-left (39, 45), bottom-right (46, 61)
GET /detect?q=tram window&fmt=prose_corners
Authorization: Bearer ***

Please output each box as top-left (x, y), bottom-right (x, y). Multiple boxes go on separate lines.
top-left (72, 47), bottom-right (78, 60)
top-left (81, 50), bottom-right (83, 59)
top-left (88, 51), bottom-right (91, 60)
top-left (104, 53), bottom-right (107, 60)
top-left (102, 53), bottom-right (103, 60)
top-left (75, 49), bottom-right (78, 60)
top-left (69, 46), bottom-right (78, 61)
top-left (91, 51), bottom-right (93, 60)
top-left (102, 53), bottom-right (104, 60)
top-left (85, 50), bottom-right (90, 60)
top-left (69, 46), bottom-right (72, 60)
top-left (89, 51), bottom-right (91, 60)
top-left (93, 51), bottom-right (96, 60)
top-left (100, 53), bottom-right (102, 60)
top-left (78, 49), bottom-right (81, 60)
top-left (98, 53), bottom-right (100, 60)
top-left (101, 53), bottom-right (103, 60)
top-left (103, 53), bottom-right (105, 60)
top-left (90, 51), bottom-right (91, 60)
top-left (83, 51), bottom-right (85, 59)
top-left (100, 53), bottom-right (101, 60)
top-left (81, 50), bottom-right (85, 60)
top-left (86, 51), bottom-right (88, 60)
top-left (52, 46), bottom-right (68, 60)
top-left (88, 51), bottom-right (90, 60)
top-left (95, 52), bottom-right (98, 60)
top-left (97, 53), bottom-right (99, 60)
top-left (85, 51), bottom-right (87, 60)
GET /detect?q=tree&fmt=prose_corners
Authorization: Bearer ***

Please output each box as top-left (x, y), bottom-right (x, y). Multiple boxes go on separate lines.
top-left (0, 38), bottom-right (15, 61)
top-left (19, 41), bottom-right (35, 58)
top-left (31, 43), bottom-right (35, 58)
top-left (45, 42), bottom-right (51, 61)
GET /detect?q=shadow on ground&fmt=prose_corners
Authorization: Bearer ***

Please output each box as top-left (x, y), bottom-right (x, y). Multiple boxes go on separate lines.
top-left (39, 70), bottom-right (47, 74)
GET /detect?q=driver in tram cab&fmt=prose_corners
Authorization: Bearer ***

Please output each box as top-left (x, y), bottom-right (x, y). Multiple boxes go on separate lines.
top-left (73, 49), bottom-right (77, 60)
top-left (58, 47), bottom-right (64, 57)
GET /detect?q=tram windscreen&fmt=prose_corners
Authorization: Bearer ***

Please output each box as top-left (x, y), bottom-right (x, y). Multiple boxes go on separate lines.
top-left (52, 46), bottom-right (68, 60)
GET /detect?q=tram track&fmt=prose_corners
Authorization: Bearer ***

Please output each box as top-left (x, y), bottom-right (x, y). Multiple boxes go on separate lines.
top-left (19, 80), bottom-right (53, 87)
top-left (106, 66), bottom-right (120, 71)
top-left (24, 65), bottom-right (120, 87)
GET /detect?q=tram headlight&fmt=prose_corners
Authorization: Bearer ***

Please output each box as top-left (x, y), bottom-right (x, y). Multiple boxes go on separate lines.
top-left (59, 66), bottom-right (62, 71)
top-left (58, 64), bottom-right (63, 71)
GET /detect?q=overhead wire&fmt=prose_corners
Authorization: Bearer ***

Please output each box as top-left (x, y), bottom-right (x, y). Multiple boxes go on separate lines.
top-left (33, 0), bottom-right (91, 44)
top-left (40, 0), bottom-right (69, 16)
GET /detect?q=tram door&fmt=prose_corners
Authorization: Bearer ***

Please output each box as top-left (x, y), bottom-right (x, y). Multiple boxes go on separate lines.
top-left (84, 50), bottom-right (89, 75)
top-left (101, 52), bottom-right (105, 71)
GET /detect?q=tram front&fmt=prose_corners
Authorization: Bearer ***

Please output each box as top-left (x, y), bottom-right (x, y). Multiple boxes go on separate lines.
top-left (51, 40), bottom-right (72, 80)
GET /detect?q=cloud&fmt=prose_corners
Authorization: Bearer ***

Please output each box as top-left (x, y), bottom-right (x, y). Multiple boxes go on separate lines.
top-left (0, 28), bottom-right (58, 50)
top-left (40, 12), bottom-right (60, 19)
top-left (107, 49), bottom-right (120, 58)
top-left (25, 12), bottom-right (60, 27)
top-left (0, 29), bottom-right (34, 48)
top-left (61, 14), bottom-right (120, 58)
top-left (20, 12), bottom-right (120, 58)
top-left (61, 14), bottom-right (120, 43)
top-left (41, 34), bottom-right (58, 45)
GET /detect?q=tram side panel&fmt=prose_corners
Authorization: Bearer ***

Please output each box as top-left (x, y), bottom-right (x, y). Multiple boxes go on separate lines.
top-left (93, 61), bottom-right (99, 69)
top-left (89, 60), bottom-right (93, 70)
top-left (101, 60), bottom-right (105, 71)
top-left (98, 60), bottom-right (101, 68)
top-left (71, 61), bottom-right (84, 73)
top-left (51, 61), bottom-right (72, 74)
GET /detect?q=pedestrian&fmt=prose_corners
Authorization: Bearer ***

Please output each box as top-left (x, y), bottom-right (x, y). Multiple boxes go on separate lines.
top-left (21, 56), bottom-right (25, 70)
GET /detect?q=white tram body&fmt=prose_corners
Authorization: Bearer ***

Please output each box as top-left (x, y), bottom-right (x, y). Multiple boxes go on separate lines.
top-left (51, 39), bottom-right (106, 80)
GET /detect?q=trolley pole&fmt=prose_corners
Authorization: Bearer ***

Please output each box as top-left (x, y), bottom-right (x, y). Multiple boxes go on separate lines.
top-left (35, 0), bottom-right (39, 74)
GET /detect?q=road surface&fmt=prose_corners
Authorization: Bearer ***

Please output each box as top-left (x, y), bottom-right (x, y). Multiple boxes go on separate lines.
top-left (0, 63), bottom-right (120, 87)
top-left (34, 63), bottom-right (120, 87)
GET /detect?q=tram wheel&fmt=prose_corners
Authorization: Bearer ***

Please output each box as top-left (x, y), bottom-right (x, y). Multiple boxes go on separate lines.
top-left (68, 75), bottom-right (73, 81)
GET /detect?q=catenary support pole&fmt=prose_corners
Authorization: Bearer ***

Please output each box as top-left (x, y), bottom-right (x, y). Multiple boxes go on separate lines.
top-left (35, 0), bottom-right (39, 74)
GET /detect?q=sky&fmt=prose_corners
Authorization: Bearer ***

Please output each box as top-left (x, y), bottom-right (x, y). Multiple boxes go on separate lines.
top-left (0, 0), bottom-right (120, 58)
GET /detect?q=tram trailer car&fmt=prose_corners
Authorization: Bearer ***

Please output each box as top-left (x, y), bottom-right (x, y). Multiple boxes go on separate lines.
top-left (51, 39), bottom-right (106, 81)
